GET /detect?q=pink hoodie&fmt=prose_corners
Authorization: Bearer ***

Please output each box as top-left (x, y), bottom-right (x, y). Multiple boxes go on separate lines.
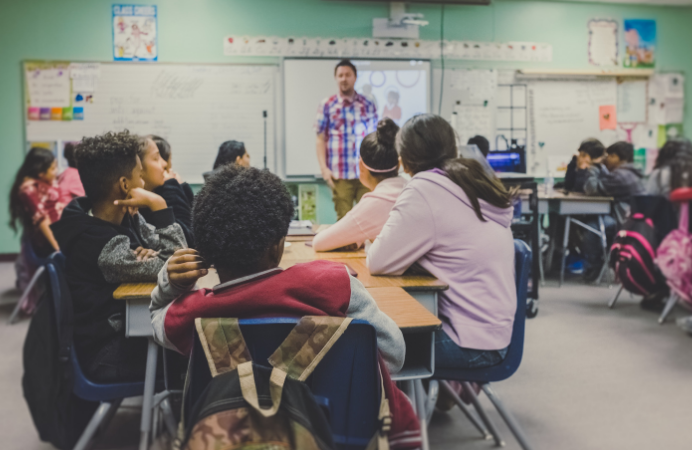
top-left (367, 170), bottom-right (516, 350)
top-left (313, 176), bottom-right (407, 251)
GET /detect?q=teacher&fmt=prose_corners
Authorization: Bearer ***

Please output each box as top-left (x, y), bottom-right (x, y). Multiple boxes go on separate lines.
top-left (315, 59), bottom-right (378, 219)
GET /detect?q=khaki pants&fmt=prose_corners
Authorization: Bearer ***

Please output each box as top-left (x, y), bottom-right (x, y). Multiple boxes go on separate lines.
top-left (332, 178), bottom-right (370, 220)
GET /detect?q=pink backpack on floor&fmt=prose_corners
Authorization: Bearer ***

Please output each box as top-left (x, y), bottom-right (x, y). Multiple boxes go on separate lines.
top-left (655, 202), bottom-right (692, 305)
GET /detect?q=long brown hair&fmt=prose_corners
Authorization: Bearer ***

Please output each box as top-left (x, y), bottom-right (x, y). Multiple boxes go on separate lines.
top-left (397, 114), bottom-right (510, 221)
top-left (9, 147), bottom-right (55, 233)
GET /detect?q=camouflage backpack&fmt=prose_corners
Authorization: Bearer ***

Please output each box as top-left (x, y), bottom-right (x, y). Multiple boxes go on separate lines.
top-left (178, 316), bottom-right (391, 450)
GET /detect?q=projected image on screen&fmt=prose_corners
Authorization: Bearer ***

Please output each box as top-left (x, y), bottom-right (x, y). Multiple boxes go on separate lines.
top-left (283, 59), bottom-right (431, 176)
top-left (355, 65), bottom-right (427, 127)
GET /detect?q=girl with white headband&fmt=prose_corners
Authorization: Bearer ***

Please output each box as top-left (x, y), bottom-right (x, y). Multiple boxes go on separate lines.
top-left (312, 118), bottom-right (407, 251)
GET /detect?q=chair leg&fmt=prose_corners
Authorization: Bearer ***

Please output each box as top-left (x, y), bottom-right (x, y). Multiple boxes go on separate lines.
top-left (8, 266), bottom-right (44, 324)
top-left (659, 294), bottom-right (679, 324)
top-left (481, 384), bottom-right (535, 450)
top-left (159, 398), bottom-right (179, 438)
top-left (73, 402), bottom-right (116, 450)
top-left (440, 381), bottom-right (489, 439)
top-left (425, 380), bottom-right (439, 424)
top-left (461, 382), bottom-right (504, 447)
top-left (537, 215), bottom-right (545, 287)
top-left (608, 285), bottom-right (624, 309)
top-left (559, 216), bottom-right (571, 287)
top-left (97, 398), bottom-right (122, 436)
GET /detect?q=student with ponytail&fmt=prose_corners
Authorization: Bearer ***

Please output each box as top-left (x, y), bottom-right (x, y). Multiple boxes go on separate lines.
top-left (313, 118), bottom-right (406, 251)
top-left (368, 114), bottom-right (517, 372)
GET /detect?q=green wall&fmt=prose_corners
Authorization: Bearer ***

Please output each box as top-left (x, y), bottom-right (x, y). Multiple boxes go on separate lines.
top-left (1, 0), bottom-right (691, 252)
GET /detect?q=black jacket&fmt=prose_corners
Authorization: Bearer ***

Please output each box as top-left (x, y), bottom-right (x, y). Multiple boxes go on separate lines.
top-left (140, 179), bottom-right (195, 247)
top-left (51, 197), bottom-right (185, 364)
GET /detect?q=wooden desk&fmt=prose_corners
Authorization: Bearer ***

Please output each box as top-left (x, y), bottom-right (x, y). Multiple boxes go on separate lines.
top-left (115, 277), bottom-right (440, 334)
top-left (528, 191), bottom-right (613, 215)
top-left (528, 191), bottom-right (613, 286)
top-left (279, 258), bottom-right (446, 315)
top-left (279, 258), bottom-right (444, 291)
top-left (285, 234), bottom-right (315, 242)
top-left (282, 241), bottom-right (366, 261)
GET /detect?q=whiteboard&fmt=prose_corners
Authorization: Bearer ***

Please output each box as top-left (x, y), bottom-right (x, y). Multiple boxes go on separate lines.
top-left (284, 58), bottom-right (431, 177)
top-left (435, 70), bottom-right (629, 176)
top-left (25, 63), bottom-right (278, 184)
top-left (527, 79), bottom-right (618, 176)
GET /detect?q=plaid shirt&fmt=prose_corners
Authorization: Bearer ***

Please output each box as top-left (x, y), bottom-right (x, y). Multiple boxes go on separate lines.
top-left (315, 92), bottom-right (378, 180)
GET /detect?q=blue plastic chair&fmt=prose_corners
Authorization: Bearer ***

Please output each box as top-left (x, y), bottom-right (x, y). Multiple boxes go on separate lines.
top-left (8, 234), bottom-right (52, 324)
top-left (45, 253), bottom-right (145, 450)
top-left (184, 318), bottom-right (381, 450)
top-left (433, 239), bottom-right (534, 450)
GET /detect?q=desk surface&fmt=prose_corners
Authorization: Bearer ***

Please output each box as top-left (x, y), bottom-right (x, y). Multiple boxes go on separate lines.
top-left (283, 241), bottom-right (366, 260)
top-left (279, 258), bottom-right (448, 291)
top-left (538, 191), bottom-right (613, 202)
top-left (115, 279), bottom-right (440, 332)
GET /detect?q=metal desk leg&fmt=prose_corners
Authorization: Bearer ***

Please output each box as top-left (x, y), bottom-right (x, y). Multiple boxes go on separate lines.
top-left (139, 338), bottom-right (159, 450)
top-left (596, 215), bottom-right (611, 286)
top-left (414, 379), bottom-right (430, 450)
top-left (559, 216), bottom-right (571, 287)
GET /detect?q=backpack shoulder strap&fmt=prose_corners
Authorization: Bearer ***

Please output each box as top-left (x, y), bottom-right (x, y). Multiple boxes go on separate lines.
top-left (268, 316), bottom-right (352, 381)
top-left (366, 368), bottom-right (391, 450)
top-left (194, 318), bottom-right (252, 376)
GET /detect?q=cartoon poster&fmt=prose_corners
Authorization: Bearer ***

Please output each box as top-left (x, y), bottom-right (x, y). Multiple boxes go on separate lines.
top-left (623, 19), bottom-right (655, 68)
top-left (113, 5), bottom-right (157, 61)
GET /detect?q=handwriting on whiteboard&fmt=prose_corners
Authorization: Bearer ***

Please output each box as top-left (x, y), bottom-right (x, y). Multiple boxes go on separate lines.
top-left (151, 71), bottom-right (204, 99)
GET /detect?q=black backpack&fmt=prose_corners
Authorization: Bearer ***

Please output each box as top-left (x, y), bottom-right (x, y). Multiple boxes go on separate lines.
top-left (22, 255), bottom-right (97, 449)
top-left (609, 213), bottom-right (667, 296)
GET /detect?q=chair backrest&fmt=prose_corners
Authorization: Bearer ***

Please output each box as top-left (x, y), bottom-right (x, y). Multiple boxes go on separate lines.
top-left (434, 239), bottom-right (532, 383)
top-left (185, 318), bottom-right (380, 449)
top-left (44, 253), bottom-right (144, 402)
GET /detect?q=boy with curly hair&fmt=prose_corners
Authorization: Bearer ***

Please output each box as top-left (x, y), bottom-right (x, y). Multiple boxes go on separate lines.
top-left (150, 165), bottom-right (422, 449)
top-left (51, 130), bottom-right (186, 382)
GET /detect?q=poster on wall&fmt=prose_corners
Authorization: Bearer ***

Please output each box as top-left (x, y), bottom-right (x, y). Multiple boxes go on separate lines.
top-left (113, 4), bottom-right (158, 61)
top-left (588, 19), bottom-right (618, 66)
top-left (623, 19), bottom-right (655, 68)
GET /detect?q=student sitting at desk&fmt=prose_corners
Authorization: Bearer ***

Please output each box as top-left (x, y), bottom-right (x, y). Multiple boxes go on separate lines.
top-left (313, 118), bottom-right (406, 251)
top-left (150, 165), bottom-right (421, 449)
top-left (563, 138), bottom-right (605, 193)
top-left (467, 135), bottom-right (490, 158)
top-left (138, 135), bottom-right (195, 247)
top-left (10, 147), bottom-right (64, 312)
top-left (581, 141), bottom-right (645, 280)
top-left (647, 138), bottom-right (692, 197)
top-left (51, 131), bottom-right (186, 382)
top-left (367, 114), bottom-right (516, 373)
top-left (202, 139), bottom-right (251, 181)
